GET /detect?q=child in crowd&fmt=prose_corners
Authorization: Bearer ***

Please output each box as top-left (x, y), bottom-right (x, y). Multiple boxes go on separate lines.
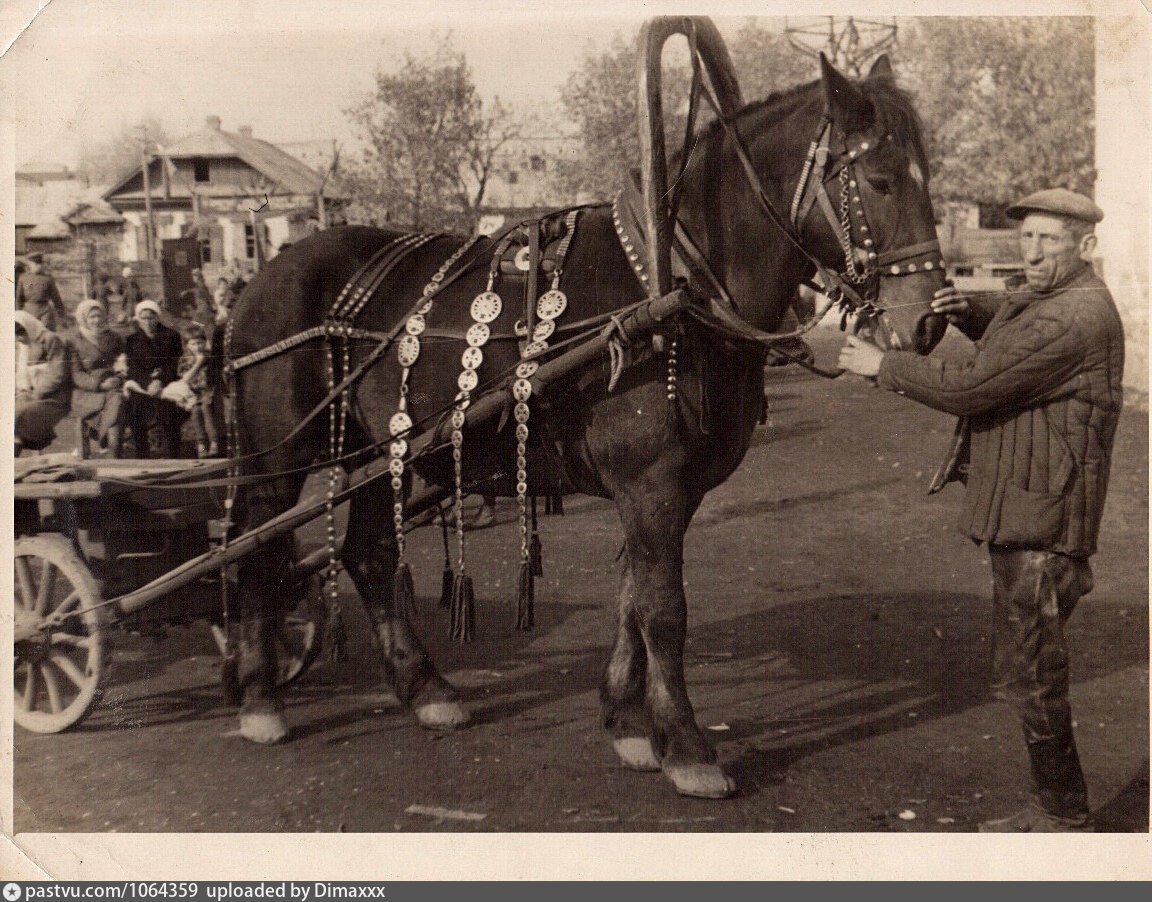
top-left (175, 323), bottom-right (220, 457)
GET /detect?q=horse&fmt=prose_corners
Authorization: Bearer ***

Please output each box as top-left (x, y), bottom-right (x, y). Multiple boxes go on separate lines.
top-left (224, 52), bottom-right (947, 798)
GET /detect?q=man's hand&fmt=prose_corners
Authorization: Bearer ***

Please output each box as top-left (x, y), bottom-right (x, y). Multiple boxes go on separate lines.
top-left (930, 284), bottom-right (970, 325)
top-left (838, 334), bottom-right (885, 377)
top-left (98, 375), bottom-right (123, 391)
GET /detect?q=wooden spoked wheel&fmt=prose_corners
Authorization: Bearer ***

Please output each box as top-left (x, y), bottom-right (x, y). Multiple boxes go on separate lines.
top-left (13, 535), bottom-right (108, 734)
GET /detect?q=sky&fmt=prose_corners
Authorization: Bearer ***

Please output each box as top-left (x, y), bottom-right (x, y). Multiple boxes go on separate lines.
top-left (0, 0), bottom-right (1125, 173)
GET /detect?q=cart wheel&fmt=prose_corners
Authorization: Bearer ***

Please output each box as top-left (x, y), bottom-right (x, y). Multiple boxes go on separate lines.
top-left (276, 580), bottom-right (325, 687)
top-left (13, 535), bottom-right (107, 734)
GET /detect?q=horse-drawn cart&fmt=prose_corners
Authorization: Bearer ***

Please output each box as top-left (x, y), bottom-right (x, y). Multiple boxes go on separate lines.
top-left (13, 454), bottom-right (325, 734)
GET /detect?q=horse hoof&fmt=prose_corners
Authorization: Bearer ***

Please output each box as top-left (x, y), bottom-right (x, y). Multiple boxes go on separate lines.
top-left (664, 763), bottom-right (737, 799)
top-left (239, 711), bottom-right (288, 744)
top-left (415, 701), bottom-right (470, 731)
top-left (613, 737), bottom-right (661, 772)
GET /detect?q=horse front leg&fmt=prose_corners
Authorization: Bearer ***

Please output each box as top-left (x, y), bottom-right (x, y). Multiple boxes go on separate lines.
top-left (602, 563), bottom-right (660, 771)
top-left (341, 488), bottom-right (468, 730)
top-left (613, 480), bottom-right (736, 799)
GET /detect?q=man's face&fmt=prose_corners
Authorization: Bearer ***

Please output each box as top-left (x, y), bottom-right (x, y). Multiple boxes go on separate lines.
top-left (1019, 213), bottom-right (1088, 291)
top-left (138, 310), bottom-right (159, 335)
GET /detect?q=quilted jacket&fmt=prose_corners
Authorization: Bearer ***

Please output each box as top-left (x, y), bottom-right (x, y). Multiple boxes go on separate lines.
top-left (877, 264), bottom-right (1124, 556)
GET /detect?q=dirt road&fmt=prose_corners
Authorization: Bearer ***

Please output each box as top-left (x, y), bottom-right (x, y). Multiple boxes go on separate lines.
top-left (14, 329), bottom-right (1148, 834)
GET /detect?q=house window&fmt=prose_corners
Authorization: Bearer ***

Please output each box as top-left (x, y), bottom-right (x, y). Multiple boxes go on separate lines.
top-left (506, 170), bottom-right (519, 184)
top-left (244, 223), bottom-right (256, 258)
top-left (529, 155), bottom-right (545, 172)
top-left (193, 159), bottom-right (210, 183)
top-left (199, 237), bottom-right (212, 263)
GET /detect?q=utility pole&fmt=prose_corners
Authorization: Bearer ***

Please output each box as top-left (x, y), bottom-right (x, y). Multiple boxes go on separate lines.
top-left (140, 127), bottom-right (157, 261)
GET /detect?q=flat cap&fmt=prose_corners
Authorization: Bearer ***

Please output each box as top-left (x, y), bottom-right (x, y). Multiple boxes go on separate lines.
top-left (1006, 188), bottom-right (1103, 224)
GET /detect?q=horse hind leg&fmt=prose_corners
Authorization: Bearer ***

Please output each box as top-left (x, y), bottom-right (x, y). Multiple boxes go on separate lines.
top-left (234, 479), bottom-right (302, 744)
top-left (602, 564), bottom-right (660, 771)
top-left (341, 486), bottom-right (468, 730)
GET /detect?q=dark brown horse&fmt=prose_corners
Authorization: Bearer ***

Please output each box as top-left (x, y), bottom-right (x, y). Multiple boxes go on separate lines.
top-left (225, 54), bottom-right (946, 797)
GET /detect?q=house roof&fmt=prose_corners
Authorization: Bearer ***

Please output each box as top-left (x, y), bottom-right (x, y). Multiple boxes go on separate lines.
top-left (16, 179), bottom-right (116, 232)
top-left (105, 119), bottom-right (341, 201)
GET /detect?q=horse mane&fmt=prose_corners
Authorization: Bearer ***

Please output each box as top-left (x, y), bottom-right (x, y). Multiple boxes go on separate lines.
top-left (707, 73), bottom-right (930, 179)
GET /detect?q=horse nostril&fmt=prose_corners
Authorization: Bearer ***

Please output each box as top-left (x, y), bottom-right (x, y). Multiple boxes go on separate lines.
top-left (915, 311), bottom-right (946, 353)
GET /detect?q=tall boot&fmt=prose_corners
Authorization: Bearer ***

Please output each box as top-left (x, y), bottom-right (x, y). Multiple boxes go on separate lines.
top-left (1027, 735), bottom-right (1089, 821)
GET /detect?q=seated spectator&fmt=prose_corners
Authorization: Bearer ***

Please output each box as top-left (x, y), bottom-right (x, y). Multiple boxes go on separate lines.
top-left (68, 298), bottom-right (128, 457)
top-left (124, 300), bottom-right (185, 458)
top-left (171, 323), bottom-right (220, 458)
top-left (14, 311), bottom-right (72, 455)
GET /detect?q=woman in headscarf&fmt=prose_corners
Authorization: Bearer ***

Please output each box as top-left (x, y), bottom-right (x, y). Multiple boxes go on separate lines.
top-left (67, 298), bottom-right (127, 457)
top-left (14, 310), bottom-right (72, 455)
top-left (124, 299), bottom-right (186, 457)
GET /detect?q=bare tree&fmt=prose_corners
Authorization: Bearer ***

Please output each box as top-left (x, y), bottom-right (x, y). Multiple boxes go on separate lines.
top-left (76, 115), bottom-right (172, 185)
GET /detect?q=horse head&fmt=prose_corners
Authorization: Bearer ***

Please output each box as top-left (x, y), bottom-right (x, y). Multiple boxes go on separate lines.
top-left (683, 51), bottom-right (946, 355)
top-left (809, 54), bottom-right (948, 354)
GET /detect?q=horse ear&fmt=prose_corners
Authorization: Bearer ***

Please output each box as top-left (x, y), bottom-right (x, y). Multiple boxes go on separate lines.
top-left (867, 54), bottom-right (894, 82)
top-left (820, 52), bottom-right (873, 134)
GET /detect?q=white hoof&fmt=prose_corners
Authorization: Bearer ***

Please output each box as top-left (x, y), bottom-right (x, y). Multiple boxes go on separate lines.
top-left (415, 701), bottom-right (470, 730)
top-left (664, 763), bottom-right (737, 799)
top-left (239, 711), bottom-right (288, 744)
top-left (613, 737), bottom-right (661, 772)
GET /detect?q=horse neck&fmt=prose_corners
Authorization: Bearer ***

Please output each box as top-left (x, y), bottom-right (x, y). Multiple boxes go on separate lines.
top-left (677, 87), bottom-right (824, 332)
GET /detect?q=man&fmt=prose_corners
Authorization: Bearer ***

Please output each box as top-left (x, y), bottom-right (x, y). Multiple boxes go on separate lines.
top-left (16, 252), bottom-right (67, 332)
top-left (838, 188), bottom-right (1125, 832)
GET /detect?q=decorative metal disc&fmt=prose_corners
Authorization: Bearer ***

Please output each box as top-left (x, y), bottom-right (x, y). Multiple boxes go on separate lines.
top-left (523, 339), bottom-right (548, 358)
top-left (388, 458), bottom-right (405, 477)
top-left (417, 299), bottom-right (434, 316)
top-left (515, 360), bottom-right (539, 379)
top-left (461, 346), bottom-right (483, 371)
top-left (457, 369), bottom-right (479, 393)
top-left (390, 439), bottom-right (408, 458)
top-left (515, 423), bottom-right (529, 442)
top-left (514, 245), bottom-right (532, 272)
top-left (470, 291), bottom-right (503, 324)
top-left (389, 412), bottom-right (412, 437)
top-left (537, 289), bottom-right (568, 321)
top-left (514, 320), bottom-right (529, 337)
top-left (397, 334), bottom-right (421, 367)
top-left (514, 401), bottom-right (531, 424)
top-left (391, 476), bottom-right (403, 492)
top-left (466, 322), bottom-right (490, 347)
top-left (516, 481), bottom-right (528, 496)
top-left (423, 282), bottom-right (438, 297)
top-left (451, 431), bottom-right (464, 449)
top-left (405, 315), bottom-right (426, 337)
top-left (513, 378), bottom-right (533, 402)
top-left (450, 409), bottom-right (466, 430)
top-left (454, 391), bottom-right (471, 410)
top-left (532, 319), bottom-right (555, 342)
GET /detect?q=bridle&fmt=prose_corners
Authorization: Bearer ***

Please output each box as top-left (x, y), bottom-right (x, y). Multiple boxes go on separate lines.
top-left (689, 65), bottom-right (945, 353)
top-left (788, 119), bottom-right (946, 304)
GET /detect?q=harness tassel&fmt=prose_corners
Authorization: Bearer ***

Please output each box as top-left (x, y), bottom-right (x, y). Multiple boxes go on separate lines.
top-left (530, 497), bottom-right (543, 578)
top-left (450, 573), bottom-right (475, 643)
top-left (515, 560), bottom-right (535, 631)
top-left (438, 505), bottom-right (453, 608)
top-left (324, 604), bottom-right (348, 664)
top-left (393, 561), bottom-right (417, 621)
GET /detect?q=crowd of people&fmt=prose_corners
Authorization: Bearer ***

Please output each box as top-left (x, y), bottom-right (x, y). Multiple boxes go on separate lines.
top-left (14, 255), bottom-right (243, 459)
